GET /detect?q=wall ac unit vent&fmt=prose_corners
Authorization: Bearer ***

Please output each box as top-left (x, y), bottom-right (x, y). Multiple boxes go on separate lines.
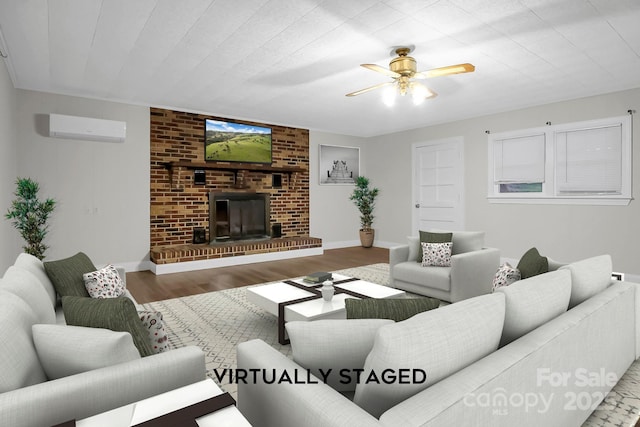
top-left (49, 114), bottom-right (126, 143)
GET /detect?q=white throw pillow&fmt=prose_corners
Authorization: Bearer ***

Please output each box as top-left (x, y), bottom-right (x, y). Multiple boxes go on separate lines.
top-left (32, 324), bottom-right (140, 380)
top-left (421, 242), bottom-right (452, 267)
top-left (496, 269), bottom-right (571, 346)
top-left (492, 262), bottom-right (521, 292)
top-left (14, 252), bottom-right (57, 307)
top-left (83, 264), bottom-right (126, 299)
top-left (138, 310), bottom-right (171, 354)
top-left (286, 319), bottom-right (394, 391)
top-left (353, 293), bottom-right (505, 418)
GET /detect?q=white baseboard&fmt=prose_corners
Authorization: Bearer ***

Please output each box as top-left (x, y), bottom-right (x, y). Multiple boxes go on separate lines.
top-left (321, 240), bottom-right (361, 250)
top-left (150, 247), bottom-right (324, 275)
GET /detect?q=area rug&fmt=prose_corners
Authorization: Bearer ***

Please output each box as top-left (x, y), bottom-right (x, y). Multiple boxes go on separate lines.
top-left (141, 263), bottom-right (390, 398)
top-left (142, 262), bottom-right (639, 426)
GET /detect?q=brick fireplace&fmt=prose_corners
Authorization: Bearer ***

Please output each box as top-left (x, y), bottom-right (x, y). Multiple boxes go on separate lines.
top-left (149, 108), bottom-right (321, 270)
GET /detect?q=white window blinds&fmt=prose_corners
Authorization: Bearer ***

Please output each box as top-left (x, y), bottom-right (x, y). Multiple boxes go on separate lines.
top-left (555, 124), bottom-right (622, 194)
top-left (493, 134), bottom-right (545, 183)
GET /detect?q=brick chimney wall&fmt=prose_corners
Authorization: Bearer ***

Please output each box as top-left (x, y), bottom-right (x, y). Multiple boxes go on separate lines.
top-left (150, 108), bottom-right (310, 250)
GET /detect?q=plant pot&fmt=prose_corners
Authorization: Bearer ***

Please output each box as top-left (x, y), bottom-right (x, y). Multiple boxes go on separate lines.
top-left (359, 229), bottom-right (375, 248)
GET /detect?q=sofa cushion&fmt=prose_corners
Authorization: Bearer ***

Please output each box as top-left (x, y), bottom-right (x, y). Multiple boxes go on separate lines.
top-left (1, 266), bottom-right (56, 324)
top-left (14, 252), bottom-right (57, 307)
top-left (62, 296), bottom-right (154, 357)
top-left (32, 324), bottom-right (140, 380)
top-left (517, 247), bottom-right (548, 279)
top-left (44, 252), bottom-right (96, 297)
top-left (286, 319), bottom-right (393, 392)
top-left (393, 262), bottom-right (451, 291)
top-left (560, 255), bottom-right (612, 308)
top-left (346, 297), bottom-right (440, 322)
top-left (83, 264), bottom-right (126, 299)
top-left (139, 310), bottom-right (171, 354)
top-left (353, 292), bottom-right (505, 418)
top-left (0, 291), bottom-right (48, 392)
top-left (421, 242), bottom-right (453, 267)
top-left (496, 269), bottom-right (571, 346)
top-left (492, 262), bottom-right (521, 292)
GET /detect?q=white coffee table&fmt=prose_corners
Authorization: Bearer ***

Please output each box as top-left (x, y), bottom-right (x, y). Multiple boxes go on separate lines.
top-left (77, 379), bottom-right (250, 427)
top-left (246, 273), bottom-right (406, 344)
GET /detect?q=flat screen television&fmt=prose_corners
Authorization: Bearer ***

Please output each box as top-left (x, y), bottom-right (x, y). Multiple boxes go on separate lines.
top-left (204, 119), bottom-right (272, 164)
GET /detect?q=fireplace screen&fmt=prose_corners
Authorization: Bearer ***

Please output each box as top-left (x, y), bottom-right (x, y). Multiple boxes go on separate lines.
top-left (209, 192), bottom-right (270, 242)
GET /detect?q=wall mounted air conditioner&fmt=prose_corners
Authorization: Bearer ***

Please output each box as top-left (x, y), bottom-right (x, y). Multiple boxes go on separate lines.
top-left (49, 114), bottom-right (126, 143)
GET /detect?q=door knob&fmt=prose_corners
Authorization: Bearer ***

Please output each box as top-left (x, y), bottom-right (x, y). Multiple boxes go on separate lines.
top-left (415, 203), bottom-right (420, 208)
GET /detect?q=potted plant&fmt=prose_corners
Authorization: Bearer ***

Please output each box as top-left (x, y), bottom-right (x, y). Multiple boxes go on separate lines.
top-left (5, 177), bottom-right (56, 260)
top-left (349, 176), bottom-right (379, 248)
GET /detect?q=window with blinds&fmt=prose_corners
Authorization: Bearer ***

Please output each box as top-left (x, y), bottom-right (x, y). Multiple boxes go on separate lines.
top-left (487, 115), bottom-right (631, 205)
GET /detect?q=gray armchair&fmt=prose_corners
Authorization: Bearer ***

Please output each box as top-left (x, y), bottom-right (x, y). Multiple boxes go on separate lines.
top-left (389, 231), bottom-right (500, 303)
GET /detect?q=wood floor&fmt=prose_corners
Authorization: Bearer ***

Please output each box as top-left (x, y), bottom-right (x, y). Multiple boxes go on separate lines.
top-left (126, 246), bottom-right (389, 304)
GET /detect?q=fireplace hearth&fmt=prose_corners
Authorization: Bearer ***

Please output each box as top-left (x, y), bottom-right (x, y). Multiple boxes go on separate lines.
top-left (209, 192), bottom-right (270, 243)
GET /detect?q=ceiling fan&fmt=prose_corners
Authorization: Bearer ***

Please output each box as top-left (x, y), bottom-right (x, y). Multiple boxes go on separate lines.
top-left (346, 47), bottom-right (475, 105)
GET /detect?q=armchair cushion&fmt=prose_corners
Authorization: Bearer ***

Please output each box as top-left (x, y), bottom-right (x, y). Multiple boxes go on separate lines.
top-left (62, 296), bottom-right (154, 357)
top-left (32, 324), bottom-right (140, 380)
top-left (286, 319), bottom-right (393, 391)
top-left (421, 242), bottom-right (453, 267)
top-left (346, 297), bottom-right (439, 322)
top-left (44, 252), bottom-right (96, 298)
top-left (393, 262), bottom-right (451, 291)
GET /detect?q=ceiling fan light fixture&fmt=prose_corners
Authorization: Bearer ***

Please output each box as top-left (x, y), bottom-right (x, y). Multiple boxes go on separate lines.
top-left (382, 85), bottom-right (396, 107)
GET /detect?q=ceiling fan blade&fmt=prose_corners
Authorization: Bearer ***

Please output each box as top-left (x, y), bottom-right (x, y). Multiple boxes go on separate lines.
top-left (346, 81), bottom-right (394, 97)
top-left (361, 64), bottom-right (401, 78)
top-left (414, 63), bottom-right (475, 79)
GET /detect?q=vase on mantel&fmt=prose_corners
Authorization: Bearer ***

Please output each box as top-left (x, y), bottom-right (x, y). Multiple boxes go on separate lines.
top-left (321, 281), bottom-right (335, 301)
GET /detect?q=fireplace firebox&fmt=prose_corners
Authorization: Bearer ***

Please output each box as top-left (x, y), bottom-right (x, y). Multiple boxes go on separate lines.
top-left (209, 192), bottom-right (270, 242)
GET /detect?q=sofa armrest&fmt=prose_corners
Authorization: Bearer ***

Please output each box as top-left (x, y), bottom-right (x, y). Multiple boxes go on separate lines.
top-left (389, 245), bottom-right (410, 280)
top-left (237, 339), bottom-right (381, 427)
top-left (0, 346), bottom-right (205, 427)
top-left (450, 248), bottom-right (500, 302)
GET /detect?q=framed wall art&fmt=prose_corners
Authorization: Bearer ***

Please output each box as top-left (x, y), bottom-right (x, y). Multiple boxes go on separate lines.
top-left (319, 144), bottom-right (359, 185)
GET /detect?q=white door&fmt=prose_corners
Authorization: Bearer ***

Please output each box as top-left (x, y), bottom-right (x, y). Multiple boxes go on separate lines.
top-left (412, 137), bottom-right (464, 232)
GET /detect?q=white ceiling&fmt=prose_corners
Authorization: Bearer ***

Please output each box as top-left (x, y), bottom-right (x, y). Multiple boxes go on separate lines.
top-left (0, 0), bottom-right (639, 137)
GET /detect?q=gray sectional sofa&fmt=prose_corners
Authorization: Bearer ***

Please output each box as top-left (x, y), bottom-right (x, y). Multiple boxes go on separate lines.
top-left (237, 254), bottom-right (638, 426)
top-left (0, 253), bottom-right (206, 427)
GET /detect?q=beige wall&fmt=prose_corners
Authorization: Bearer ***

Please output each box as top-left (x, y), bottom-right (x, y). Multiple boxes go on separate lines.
top-left (16, 90), bottom-right (151, 269)
top-left (367, 88), bottom-right (640, 276)
top-left (0, 59), bottom-right (18, 272)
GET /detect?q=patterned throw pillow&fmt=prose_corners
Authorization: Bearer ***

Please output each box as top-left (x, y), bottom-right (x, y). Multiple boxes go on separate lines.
top-left (421, 242), bottom-right (453, 267)
top-left (138, 311), bottom-right (171, 354)
top-left (492, 263), bottom-right (522, 292)
top-left (83, 265), bottom-right (126, 299)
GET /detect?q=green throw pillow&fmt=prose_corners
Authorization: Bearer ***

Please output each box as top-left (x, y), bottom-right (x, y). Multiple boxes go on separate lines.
top-left (44, 252), bottom-right (96, 297)
top-left (62, 296), bottom-right (154, 357)
top-left (517, 247), bottom-right (549, 279)
top-left (416, 231), bottom-right (453, 263)
top-left (346, 297), bottom-right (440, 322)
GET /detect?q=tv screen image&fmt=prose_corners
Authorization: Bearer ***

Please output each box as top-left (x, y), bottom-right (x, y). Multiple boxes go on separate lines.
top-left (205, 119), bottom-right (272, 164)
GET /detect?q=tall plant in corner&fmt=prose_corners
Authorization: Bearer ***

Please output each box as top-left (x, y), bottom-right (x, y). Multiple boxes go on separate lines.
top-left (5, 177), bottom-right (56, 260)
top-left (349, 176), bottom-right (379, 248)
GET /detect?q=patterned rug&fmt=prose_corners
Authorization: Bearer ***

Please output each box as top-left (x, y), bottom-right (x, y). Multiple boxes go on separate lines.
top-left (142, 263), bottom-right (639, 426)
top-left (141, 263), bottom-right (390, 398)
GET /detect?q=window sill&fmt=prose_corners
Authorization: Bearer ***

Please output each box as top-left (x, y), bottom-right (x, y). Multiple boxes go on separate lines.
top-left (487, 196), bottom-right (632, 206)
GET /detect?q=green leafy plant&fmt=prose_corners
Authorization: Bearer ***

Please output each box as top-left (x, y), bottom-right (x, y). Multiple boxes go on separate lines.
top-left (5, 177), bottom-right (56, 260)
top-left (349, 176), bottom-right (379, 231)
